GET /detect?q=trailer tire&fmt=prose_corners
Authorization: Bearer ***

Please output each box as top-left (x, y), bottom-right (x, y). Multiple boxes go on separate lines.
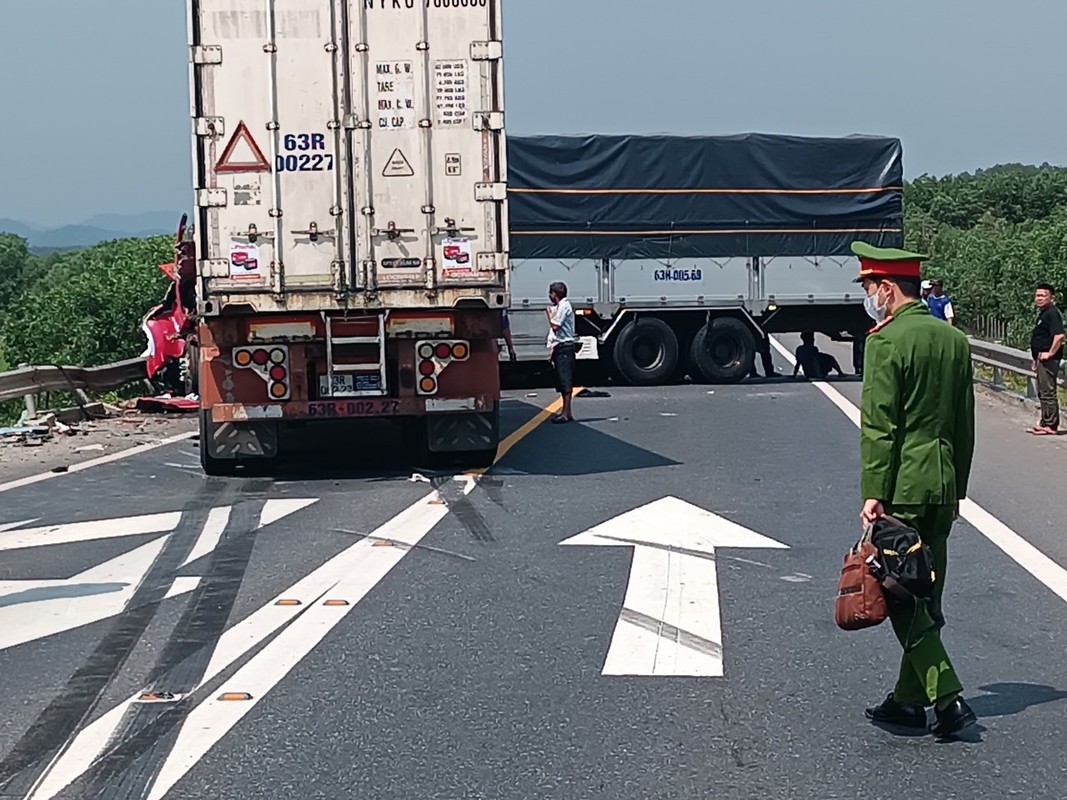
top-left (689, 318), bottom-right (757, 384)
top-left (612, 317), bottom-right (679, 386)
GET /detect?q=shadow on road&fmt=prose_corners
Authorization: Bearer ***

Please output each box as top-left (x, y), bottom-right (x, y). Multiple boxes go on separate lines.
top-left (502, 415), bottom-right (681, 477)
top-left (968, 682), bottom-right (1067, 718)
top-left (0, 582), bottom-right (128, 608)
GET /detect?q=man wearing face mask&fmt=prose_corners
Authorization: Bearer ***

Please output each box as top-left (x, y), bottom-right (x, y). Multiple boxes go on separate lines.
top-left (849, 241), bottom-right (977, 738)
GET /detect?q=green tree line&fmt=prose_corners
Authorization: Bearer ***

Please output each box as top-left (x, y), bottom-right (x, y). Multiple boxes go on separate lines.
top-left (904, 163), bottom-right (1067, 348)
top-left (0, 235), bottom-right (172, 373)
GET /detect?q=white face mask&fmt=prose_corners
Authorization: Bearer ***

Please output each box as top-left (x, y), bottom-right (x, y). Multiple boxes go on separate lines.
top-left (864, 291), bottom-right (887, 322)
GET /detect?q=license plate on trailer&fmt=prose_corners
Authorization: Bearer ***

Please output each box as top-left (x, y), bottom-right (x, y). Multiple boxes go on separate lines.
top-left (318, 374), bottom-right (381, 395)
top-left (307, 400), bottom-right (401, 418)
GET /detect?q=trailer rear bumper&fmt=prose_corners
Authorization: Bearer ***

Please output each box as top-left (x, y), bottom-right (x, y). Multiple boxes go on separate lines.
top-left (209, 395), bottom-right (497, 423)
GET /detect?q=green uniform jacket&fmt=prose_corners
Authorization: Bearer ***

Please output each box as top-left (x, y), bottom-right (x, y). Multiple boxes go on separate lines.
top-left (861, 300), bottom-right (976, 505)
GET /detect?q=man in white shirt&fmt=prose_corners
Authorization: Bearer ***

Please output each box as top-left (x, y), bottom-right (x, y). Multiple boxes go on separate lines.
top-left (546, 281), bottom-right (577, 424)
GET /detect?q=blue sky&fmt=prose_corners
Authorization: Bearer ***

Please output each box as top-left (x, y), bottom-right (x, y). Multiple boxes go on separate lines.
top-left (2, 0), bottom-right (1064, 225)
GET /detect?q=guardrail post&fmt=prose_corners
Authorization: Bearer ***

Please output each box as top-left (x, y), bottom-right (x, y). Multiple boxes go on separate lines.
top-left (992, 365), bottom-right (1003, 389)
top-left (1026, 376), bottom-right (1037, 400)
top-left (17, 363), bottom-right (37, 419)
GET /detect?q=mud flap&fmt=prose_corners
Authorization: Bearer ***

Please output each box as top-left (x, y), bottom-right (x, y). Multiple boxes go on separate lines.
top-left (426, 404), bottom-right (500, 454)
top-left (200, 411), bottom-right (279, 460)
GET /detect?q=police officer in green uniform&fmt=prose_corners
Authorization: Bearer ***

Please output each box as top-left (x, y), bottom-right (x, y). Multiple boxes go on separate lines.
top-left (851, 241), bottom-right (978, 737)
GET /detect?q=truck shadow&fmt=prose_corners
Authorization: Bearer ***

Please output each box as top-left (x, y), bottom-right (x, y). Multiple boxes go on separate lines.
top-left (225, 397), bottom-right (677, 481)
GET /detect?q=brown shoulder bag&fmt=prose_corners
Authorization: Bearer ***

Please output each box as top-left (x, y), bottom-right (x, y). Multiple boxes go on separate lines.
top-left (835, 525), bottom-right (887, 631)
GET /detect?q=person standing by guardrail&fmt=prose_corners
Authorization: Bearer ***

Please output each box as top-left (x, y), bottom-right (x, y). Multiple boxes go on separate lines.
top-left (925, 279), bottom-right (955, 326)
top-left (851, 241), bottom-right (977, 738)
top-left (1028, 283), bottom-right (1064, 436)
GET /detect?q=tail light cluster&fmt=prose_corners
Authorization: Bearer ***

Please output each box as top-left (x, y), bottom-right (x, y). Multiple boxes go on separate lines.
top-left (415, 339), bottom-right (469, 395)
top-left (233, 345), bottom-right (290, 400)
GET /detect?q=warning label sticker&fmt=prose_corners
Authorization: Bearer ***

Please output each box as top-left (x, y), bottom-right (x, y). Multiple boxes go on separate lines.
top-left (229, 242), bottom-right (266, 281)
top-left (216, 121), bottom-right (270, 174)
top-left (445, 153), bottom-right (462, 176)
top-left (382, 149), bottom-right (414, 177)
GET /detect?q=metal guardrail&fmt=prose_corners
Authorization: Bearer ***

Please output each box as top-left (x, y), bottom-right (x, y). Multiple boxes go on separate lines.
top-left (0, 339), bottom-right (1055, 410)
top-left (0, 358), bottom-right (146, 404)
top-left (968, 337), bottom-right (1065, 401)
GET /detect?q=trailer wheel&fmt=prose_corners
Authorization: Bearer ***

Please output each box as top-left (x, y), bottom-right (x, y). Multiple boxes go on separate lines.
top-left (689, 318), bottom-right (757, 384)
top-left (612, 317), bottom-right (679, 385)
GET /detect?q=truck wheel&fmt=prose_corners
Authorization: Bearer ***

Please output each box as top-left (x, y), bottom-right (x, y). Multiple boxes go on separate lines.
top-left (612, 317), bottom-right (679, 386)
top-left (199, 413), bottom-right (238, 476)
top-left (689, 318), bottom-right (757, 384)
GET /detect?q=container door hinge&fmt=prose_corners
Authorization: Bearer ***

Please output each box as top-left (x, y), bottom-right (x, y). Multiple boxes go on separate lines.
top-left (470, 41), bottom-right (503, 61)
top-left (192, 45), bottom-right (223, 65)
top-left (196, 188), bottom-right (227, 208)
top-left (200, 259), bottom-right (231, 278)
top-left (195, 117), bottom-right (225, 137)
top-left (476, 252), bottom-right (508, 272)
top-left (475, 182), bottom-right (507, 202)
top-left (473, 112), bottom-right (504, 132)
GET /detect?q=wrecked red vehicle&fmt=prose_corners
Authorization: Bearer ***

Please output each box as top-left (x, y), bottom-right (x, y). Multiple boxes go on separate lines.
top-left (142, 214), bottom-right (198, 397)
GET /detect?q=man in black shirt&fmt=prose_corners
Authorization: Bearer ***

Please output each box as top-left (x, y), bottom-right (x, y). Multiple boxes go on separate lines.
top-left (1029, 283), bottom-right (1065, 435)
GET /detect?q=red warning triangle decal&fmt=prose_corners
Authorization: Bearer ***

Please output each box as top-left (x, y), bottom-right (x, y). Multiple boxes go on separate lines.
top-left (215, 121), bottom-right (271, 173)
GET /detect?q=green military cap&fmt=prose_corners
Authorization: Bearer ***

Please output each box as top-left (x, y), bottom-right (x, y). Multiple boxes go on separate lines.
top-left (851, 241), bottom-right (927, 282)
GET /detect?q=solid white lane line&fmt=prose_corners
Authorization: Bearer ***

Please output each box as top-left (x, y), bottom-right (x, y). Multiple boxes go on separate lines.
top-left (768, 335), bottom-right (1067, 604)
top-left (959, 500), bottom-right (1067, 604)
top-left (145, 487), bottom-right (467, 800)
top-left (179, 507), bottom-right (231, 569)
top-left (0, 519), bottom-right (38, 533)
top-left (28, 488), bottom-right (461, 800)
top-left (0, 512), bottom-right (182, 552)
top-left (0, 432), bottom-right (197, 494)
top-left (257, 498), bottom-right (318, 528)
top-left (165, 577), bottom-right (203, 600)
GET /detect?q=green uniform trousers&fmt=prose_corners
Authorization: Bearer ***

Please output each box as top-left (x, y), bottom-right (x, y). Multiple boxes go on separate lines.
top-left (884, 504), bottom-right (963, 707)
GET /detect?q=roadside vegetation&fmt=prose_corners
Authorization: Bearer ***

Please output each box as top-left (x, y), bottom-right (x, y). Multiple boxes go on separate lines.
top-left (0, 235), bottom-right (172, 423)
top-left (905, 163), bottom-right (1067, 347)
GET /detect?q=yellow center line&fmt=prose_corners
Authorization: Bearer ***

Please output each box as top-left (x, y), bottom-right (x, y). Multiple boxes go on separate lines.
top-left (466, 386), bottom-right (584, 476)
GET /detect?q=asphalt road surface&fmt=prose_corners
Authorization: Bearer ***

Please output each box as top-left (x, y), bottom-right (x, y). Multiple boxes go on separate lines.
top-left (2, 340), bottom-right (1066, 800)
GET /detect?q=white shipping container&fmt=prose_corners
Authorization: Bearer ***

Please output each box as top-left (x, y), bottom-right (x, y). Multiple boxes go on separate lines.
top-left (187, 0), bottom-right (509, 314)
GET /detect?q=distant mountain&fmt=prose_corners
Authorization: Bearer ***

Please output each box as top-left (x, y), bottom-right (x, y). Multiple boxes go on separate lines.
top-left (0, 218), bottom-right (40, 240)
top-left (0, 211), bottom-right (184, 250)
top-left (80, 211), bottom-right (184, 234)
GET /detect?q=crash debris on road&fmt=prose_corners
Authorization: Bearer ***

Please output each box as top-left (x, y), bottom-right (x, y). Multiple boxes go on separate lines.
top-left (0, 400), bottom-right (196, 478)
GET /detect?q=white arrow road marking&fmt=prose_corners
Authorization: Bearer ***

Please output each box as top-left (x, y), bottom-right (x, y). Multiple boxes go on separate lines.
top-left (560, 496), bottom-right (788, 677)
top-left (27, 486), bottom-right (463, 800)
top-left (0, 499), bottom-right (318, 653)
top-left (768, 335), bottom-right (1067, 606)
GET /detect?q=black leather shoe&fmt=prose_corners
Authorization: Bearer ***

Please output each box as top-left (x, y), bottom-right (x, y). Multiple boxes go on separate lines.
top-left (864, 693), bottom-right (928, 729)
top-left (931, 697), bottom-right (977, 737)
